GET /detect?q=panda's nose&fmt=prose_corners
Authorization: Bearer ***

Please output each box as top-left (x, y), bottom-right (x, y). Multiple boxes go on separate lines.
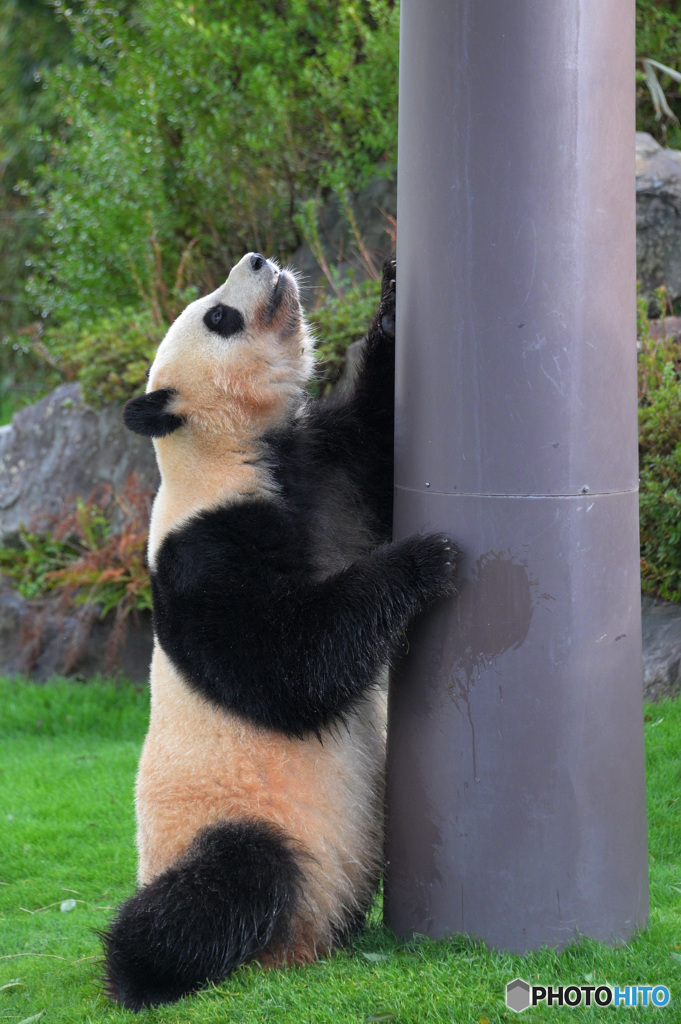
top-left (250, 253), bottom-right (266, 271)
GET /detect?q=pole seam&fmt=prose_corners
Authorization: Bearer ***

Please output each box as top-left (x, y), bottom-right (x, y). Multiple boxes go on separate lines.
top-left (395, 485), bottom-right (639, 499)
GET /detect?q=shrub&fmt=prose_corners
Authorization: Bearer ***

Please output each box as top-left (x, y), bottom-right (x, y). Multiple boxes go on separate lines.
top-left (25, 0), bottom-right (399, 333)
top-left (0, 0), bottom-right (79, 341)
top-left (639, 360), bottom-right (681, 600)
top-left (638, 289), bottom-right (681, 601)
top-left (0, 474), bottom-right (152, 669)
top-left (637, 0), bottom-right (681, 147)
top-left (44, 307), bottom-right (168, 407)
top-left (308, 278), bottom-right (381, 394)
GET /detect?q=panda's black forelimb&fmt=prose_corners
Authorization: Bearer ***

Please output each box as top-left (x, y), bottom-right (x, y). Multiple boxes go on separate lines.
top-left (151, 497), bottom-right (458, 738)
top-left (351, 253), bottom-right (397, 424)
top-left (101, 819), bottom-right (304, 1010)
top-left (301, 255), bottom-right (396, 537)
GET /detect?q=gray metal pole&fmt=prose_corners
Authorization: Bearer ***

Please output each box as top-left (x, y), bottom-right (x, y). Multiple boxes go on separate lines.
top-left (384, 0), bottom-right (649, 952)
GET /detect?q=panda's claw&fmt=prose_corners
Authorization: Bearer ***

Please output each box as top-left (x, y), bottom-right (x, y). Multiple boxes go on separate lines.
top-left (396, 532), bottom-right (459, 604)
top-left (379, 256), bottom-right (397, 340)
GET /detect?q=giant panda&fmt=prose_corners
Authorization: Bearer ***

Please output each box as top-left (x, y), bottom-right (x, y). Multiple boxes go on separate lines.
top-left (103, 252), bottom-right (458, 1010)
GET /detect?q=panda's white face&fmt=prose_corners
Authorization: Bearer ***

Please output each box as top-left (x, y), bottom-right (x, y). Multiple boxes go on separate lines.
top-left (145, 252), bottom-right (314, 440)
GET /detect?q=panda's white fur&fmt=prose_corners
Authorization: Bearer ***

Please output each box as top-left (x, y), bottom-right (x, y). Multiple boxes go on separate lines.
top-left (136, 645), bottom-right (386, 940)
top-left (103, 253), bottom-right (456, 1010)
top-left (146, 257), bottom-right (311, 560)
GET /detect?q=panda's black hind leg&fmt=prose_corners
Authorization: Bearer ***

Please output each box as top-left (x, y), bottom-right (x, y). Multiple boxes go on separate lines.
top-left (101, 819), bottom-right (303, 1011)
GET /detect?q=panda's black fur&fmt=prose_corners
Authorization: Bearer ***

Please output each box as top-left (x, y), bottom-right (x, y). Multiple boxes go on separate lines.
top-left (151, 474), bottom-right (454, 739)
top-left (102, 254), bottom-right (457, 1010)
top-left (102, 820), bottom-right (304, 1011)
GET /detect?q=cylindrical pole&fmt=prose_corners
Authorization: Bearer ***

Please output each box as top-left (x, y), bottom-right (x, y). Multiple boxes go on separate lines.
top-left (384, 0), bottom-right (649, 952)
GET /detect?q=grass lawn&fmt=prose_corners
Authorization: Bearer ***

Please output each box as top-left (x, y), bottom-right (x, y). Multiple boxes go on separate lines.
top-left (0, 677), bottom-right (679, 1023)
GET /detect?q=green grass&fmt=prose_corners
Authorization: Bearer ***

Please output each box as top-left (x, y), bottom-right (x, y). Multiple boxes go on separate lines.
top-left (0, 677), bottom-right (679, 1023)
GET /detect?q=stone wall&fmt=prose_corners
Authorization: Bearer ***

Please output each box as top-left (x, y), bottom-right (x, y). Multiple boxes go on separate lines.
top-left (0, 382), bottom-right (158, 547)
top-left (0, 383), bottom-right (157, 680)
top-left (637, 132), bottom-right (681, 308)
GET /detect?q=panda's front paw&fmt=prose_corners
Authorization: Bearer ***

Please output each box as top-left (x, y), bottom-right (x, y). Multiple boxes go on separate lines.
top-left (397, 532), bottom-right (459, 605)
top-left (379, 256), bottom-right (396, 339)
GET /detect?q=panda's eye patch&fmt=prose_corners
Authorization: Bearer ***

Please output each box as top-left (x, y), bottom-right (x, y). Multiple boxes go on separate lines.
top-left (204, 303), bottom-right (245, 339)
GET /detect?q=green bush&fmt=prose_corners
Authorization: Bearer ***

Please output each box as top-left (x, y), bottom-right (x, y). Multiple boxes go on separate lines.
top-left (308, 278), bottom-right (381, 394)
top-left (24, 0), bottom-right (399, 334)
top-left (45, 306), bottom-right (169, 407)
top-left (639, 357), bottom-right (681, 600)
top-left (637, 0), bottom-right (681, 147)
top-left (0, 0), bottom-right (82, 409)
top-left (638, 285), bottom-right (681, 600)
top-left (0, 0), bottom-right (79, 341)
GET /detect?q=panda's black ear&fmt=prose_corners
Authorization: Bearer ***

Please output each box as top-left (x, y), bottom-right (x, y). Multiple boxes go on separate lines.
top-left (122, 388), bottom-right (185, 438)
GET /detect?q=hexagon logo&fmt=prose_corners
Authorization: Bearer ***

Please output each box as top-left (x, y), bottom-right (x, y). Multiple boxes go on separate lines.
top-left (506, 978), bottom-right (531, 1012)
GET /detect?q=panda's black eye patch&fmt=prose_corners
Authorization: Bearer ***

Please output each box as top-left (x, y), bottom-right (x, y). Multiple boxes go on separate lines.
top-left (204, 304), bottom-right (245, 339)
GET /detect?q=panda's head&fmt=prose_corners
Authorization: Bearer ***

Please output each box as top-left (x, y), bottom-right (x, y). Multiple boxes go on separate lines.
top-left (123, 252), bottom-right (314, 444)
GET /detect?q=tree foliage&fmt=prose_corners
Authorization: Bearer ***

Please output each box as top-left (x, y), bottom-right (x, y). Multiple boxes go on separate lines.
top-left (22, 0), bottom-right (399, 331)
top-left (0, 0), bottom-right (399, 418)
top-left (0, 0), bottom-right (81, 405)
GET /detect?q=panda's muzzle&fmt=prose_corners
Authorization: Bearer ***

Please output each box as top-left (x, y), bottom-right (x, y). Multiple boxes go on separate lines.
top-left (264, 269), bottom-right (293, 322)
top-left (249, 252), bottom-right (284, 302)
top-left (249, 252), bottom-right (298, 328)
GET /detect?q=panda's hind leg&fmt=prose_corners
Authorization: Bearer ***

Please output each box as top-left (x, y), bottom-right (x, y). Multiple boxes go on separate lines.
top-left (102, 818), bottom-right (305, 1011)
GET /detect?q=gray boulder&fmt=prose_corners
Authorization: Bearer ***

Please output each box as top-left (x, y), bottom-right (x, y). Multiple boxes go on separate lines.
top-left (636, 131), bottom-right (681, 309)
top-left (290, 171), bottom-right (396, 299)
top-left (0, 579), bottom-right (152, 682)
top-left (0, 383), bottom-right (158, 680)
top-left (641, 594), bottom-right (681, 702)
top-left (0, 382), bottom-right (158, 547)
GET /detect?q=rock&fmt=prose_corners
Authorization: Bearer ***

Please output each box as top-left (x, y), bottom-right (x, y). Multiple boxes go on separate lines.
top-left (0, 582), bottom-right (27, 668)
top-left (290, 171), bottom-right (396, 301)
top-left (0, 579), bottom-right (152, 682)
top-left (0, 382), bottom-right (159, 547)
top-left (636, 132), bottom-right (681, 309)
top-left (646, 315), bottom-right (681, 341)
top-left (0, 382), bottom-right (158, 679)
top-left (641, 594), bottom-right (681, 702)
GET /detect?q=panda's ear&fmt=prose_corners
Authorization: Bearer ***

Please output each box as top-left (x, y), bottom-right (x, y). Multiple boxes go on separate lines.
top-left (122, 388), bottom-right (185, 438)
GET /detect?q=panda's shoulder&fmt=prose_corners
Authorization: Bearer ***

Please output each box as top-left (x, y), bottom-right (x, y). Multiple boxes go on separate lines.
top-left (263, 397), bottom-right (356, 481)
top-left (153, 497), bottom-right (307, 594)
top-left (163, 498), bottom-right (297, 558)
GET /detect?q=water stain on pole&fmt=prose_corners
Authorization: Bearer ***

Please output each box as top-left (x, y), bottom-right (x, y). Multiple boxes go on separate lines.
top-left (384, 0), bottom-right (649, 952)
